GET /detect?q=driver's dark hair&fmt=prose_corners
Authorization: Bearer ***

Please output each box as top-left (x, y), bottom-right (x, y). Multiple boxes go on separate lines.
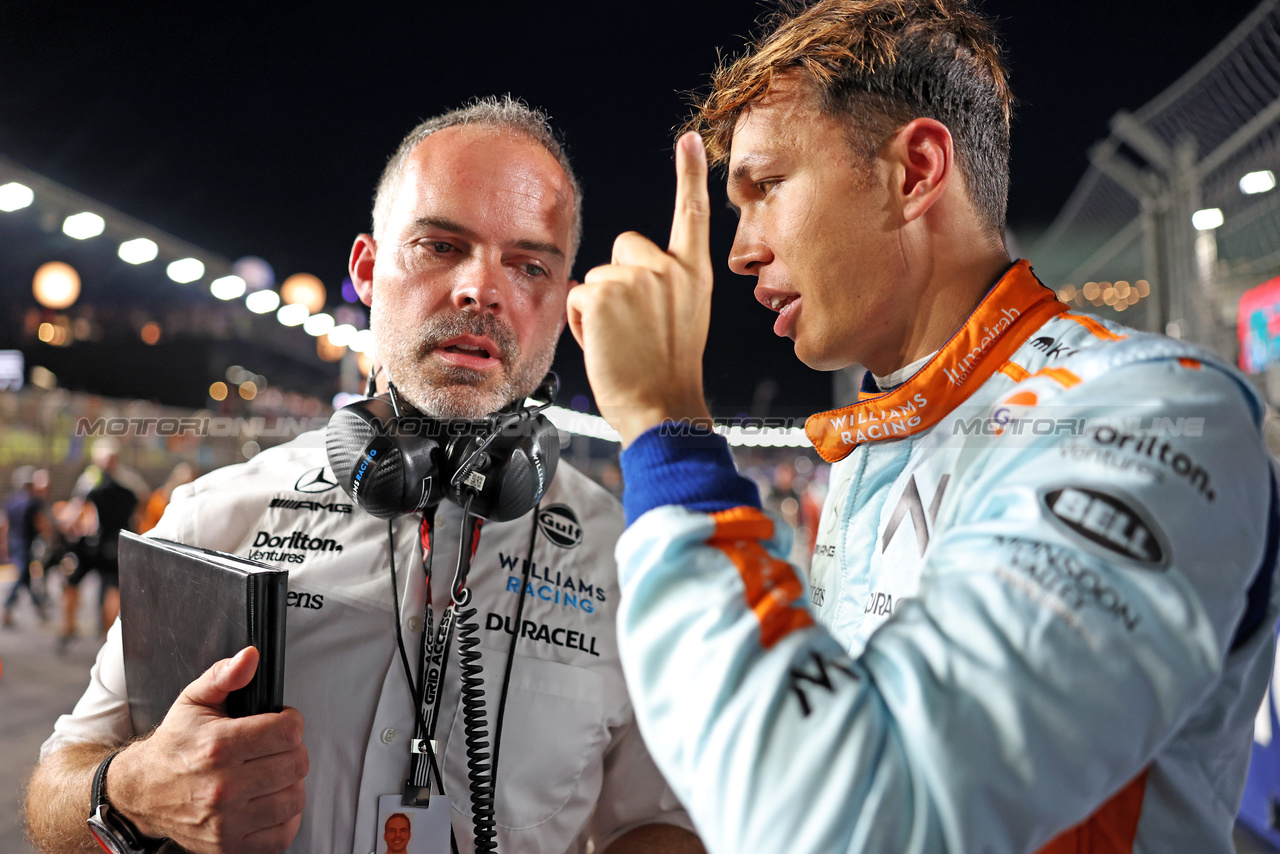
top-left (686, 0), bottom-right (1013, 234)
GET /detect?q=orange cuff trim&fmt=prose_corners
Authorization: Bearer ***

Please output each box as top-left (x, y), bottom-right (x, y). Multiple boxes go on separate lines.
top-left (1178, 357), bottom-right (1202, 370)
top-left (710, 505), bottom-right (776, 541)
top-left (709, 508), bottom-right (814, 649)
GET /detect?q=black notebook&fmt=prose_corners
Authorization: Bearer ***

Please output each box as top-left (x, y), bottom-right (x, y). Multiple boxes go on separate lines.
top-left (118, 531), bottom-right (288, 734)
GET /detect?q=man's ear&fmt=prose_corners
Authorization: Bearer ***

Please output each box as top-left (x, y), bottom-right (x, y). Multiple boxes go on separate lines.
top-left (887, 118), bottom-right (953, 224)
top-left (349, 234), bottom-right (377, 307)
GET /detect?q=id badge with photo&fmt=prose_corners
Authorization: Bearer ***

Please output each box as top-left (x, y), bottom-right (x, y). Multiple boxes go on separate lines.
top-left (375, 793), bottom-right (452, 854)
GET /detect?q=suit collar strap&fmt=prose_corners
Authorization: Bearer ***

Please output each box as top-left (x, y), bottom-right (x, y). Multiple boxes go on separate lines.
top-left (804, 260), bottom-right (1067, 462)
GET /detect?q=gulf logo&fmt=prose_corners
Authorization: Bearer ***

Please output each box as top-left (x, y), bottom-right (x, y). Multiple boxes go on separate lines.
top-left (993, 390), bottom-right (1038, 436)
top-left (538, 504), bottom-right (583, 549)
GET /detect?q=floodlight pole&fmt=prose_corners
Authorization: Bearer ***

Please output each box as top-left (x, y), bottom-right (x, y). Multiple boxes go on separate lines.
top-left (1088, 114), bottom-right (1221, 352)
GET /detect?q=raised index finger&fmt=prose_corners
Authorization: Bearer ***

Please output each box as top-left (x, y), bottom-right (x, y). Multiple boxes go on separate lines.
top-left (667, 131), bottom-right (711, 265)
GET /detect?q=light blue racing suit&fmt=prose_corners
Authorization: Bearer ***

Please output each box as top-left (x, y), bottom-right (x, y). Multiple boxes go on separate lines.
top-left (616, 261), bottom-right (1280, 854)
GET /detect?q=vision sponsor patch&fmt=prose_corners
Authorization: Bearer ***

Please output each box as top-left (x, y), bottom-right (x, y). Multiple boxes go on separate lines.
top-left (537, 504), bottom-right (582, 549)
top-left (1040, 486), bottom-right (1167, 568)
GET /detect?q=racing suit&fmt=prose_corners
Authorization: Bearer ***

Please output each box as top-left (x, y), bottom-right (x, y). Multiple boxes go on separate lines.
top-left (43, 431), bottom-right (692, 854)
top-left (616, 260), bottom-right (1280, 853)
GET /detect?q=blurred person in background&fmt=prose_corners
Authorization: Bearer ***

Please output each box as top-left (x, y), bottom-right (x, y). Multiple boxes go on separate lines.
top-left (137, 461), bottom-right (196, 533)
top-left (60, 440), bottom-right (139, 645)
top-left (3, 465), bottom-right (51, 627)
top-left (764, 460), bottom-right (801, 523)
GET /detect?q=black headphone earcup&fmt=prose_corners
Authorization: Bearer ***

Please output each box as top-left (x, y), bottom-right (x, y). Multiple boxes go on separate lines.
top-left (325, 385), bottom-right (560, 522)
top-left (326, 398), bottom-right (442, 519)
top-left (445, 413), bottom-right (561, 522)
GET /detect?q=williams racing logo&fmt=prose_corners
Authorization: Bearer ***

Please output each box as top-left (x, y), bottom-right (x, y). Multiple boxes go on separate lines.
top-left (1040, 486), bottom-right (1167, 568)
top-left (499, 551), bottom-right (603, 613)
top-left (537, 504), bottom-right (583, 549)
top-left (247, 529), bottom-right (344, 565)
top-left (826, 393), bottom-right (927, 445)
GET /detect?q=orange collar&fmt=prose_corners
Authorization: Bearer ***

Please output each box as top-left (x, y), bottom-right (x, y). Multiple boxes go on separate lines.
top-left (804, 260), bottom-right (1067, 462)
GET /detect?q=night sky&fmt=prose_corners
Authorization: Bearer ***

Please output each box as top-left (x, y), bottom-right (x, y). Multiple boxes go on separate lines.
top-left (0, 0), bottom-right (1265, 416)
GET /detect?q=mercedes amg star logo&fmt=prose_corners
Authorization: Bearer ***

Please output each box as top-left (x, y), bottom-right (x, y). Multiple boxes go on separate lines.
top-left (294, 466), bottom-right (339, 494)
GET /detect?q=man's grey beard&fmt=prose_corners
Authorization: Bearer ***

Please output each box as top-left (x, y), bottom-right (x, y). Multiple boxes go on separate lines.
top-left (373, 306), bottom-right (557, 420)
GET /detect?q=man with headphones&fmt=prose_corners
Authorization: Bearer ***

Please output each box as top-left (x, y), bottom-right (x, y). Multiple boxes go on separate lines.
top-left (27, 98), bottom-right (700, 854)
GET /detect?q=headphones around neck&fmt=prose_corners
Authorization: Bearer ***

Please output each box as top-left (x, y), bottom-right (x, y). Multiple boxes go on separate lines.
top-left (325, 372), bottom-right (561, 522)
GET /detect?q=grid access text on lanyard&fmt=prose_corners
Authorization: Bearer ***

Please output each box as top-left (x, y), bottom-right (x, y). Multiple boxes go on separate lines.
top-left (403, 511), bottom-right (484, 803)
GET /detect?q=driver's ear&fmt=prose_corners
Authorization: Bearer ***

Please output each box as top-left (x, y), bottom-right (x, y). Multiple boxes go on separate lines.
top-left (887, 117), bottom-right (953, 225)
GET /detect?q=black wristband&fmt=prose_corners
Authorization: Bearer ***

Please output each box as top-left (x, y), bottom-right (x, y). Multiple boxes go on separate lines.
top-left (87, 748), bottom-right (167, 854)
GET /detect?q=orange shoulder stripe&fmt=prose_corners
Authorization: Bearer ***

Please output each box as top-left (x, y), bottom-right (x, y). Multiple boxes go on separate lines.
top-left (1000, 361), bottom-right (1030, 382)
top-left (1032, 366), bottom-right (1082, 388)
top-left (1062, 312), bottom-right (1128, 342)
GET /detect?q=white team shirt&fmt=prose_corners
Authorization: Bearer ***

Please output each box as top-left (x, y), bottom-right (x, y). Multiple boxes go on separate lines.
top-left (43, 431), bottom-right (691, 854)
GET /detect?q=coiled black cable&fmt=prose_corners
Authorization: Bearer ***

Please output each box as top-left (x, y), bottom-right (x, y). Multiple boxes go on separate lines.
top-left (448, 498), bottom-right (499, 854)
top-left (455, 604), bottom-right (497, 853)
top-left (388, 490), bottom-right (538, 854)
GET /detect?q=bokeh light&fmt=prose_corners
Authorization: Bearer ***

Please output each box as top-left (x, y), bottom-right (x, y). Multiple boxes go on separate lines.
top-left (327, 324), bottom-right (356, 347)
top-left (232, 256), bottom-right (275, 291)
top-left (0, 182), bottom-right (35, 212)
top-left (167, 257), bottom-right (205, 284)
top-left (245, 290), bottom-right (280, 314)
top-left (303, 312), bottom-right (334, 337)
top-left (210, 275), bottom-right (247, 300)
top-left (277, 303), bottom-right (309, 327)
top-left (118, 237), bottom-right (159, 264)
top-left (62, 212), bottom-right (105, 240)
top-left (32, 261), bottom-right (81, 309)
top-left (280, 273), bottom-right (326, 313)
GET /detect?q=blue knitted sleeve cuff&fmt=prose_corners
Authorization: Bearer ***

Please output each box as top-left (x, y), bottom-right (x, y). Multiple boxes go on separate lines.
top-left (620, 423), bottom-right (761, 526)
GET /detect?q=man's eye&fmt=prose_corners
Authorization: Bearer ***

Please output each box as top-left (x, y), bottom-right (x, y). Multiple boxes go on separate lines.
top-left (756, 180), bottom-right (779, 195)
top-left (431, 241), bottom-right (453, 253)
top-left (522, 263), bottom-right (547, 278)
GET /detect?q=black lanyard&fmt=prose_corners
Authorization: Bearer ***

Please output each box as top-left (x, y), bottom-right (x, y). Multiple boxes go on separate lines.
top-left (390, 498), bottom-right (541, 852)
top-left (404, 511), bottom-right (484, 801)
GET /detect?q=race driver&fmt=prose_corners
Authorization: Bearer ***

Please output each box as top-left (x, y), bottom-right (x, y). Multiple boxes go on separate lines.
top-left (566, 1), bottom-right (1280, 852)
top-left (26, 98), bottom-right (700, 854)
